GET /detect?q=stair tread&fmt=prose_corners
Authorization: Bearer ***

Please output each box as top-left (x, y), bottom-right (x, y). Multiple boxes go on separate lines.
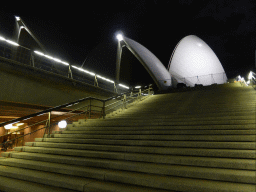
top-left (0, 158), bottom-right (254, 191)
top-left (9, 151), bottom-right (256, 170)
top-left (0, 165), bottom-right (170, 192)
top-left (29, 140), bottom-right (256, 149)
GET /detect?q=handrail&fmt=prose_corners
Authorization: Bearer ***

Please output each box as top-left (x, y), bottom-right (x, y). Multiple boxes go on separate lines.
top-left (0, 97), bottom-right (100, 128)
top-left (0, 87), bottom-right (153, 150)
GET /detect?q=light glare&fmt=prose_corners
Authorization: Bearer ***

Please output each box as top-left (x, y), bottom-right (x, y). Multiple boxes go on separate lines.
top-left (4, 124), bottom-right (18, 129)
top-left (248, 72), bottom-right (252, 80)
top-left (58, 120), bottom-right (67, 128)
top-left (0, 36), bottom-right (6, 41)
top-left (116, 34), bottom-right (123, 41)
top-left (119, 83), bottom-right (129, 89)
top-left (34, 51), bottom-right (44, 56)
top-left (6, 40), bottom-right (19, 46)
top-left (15, 16), bottom-right (21, 21)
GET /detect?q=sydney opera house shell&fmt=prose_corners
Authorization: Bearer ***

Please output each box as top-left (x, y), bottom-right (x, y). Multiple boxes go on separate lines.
top-left (117, 34), bottom-right (227, 90)
top-left (168, 35), bottom-right (227, 87)
top-left (121, 36), bottom-right (172, 90)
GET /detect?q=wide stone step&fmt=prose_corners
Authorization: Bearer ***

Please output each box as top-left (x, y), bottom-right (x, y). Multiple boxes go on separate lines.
top-left (0, 175), bottom-right (75, 192)
top-left (106, 115), bottom-right (256, 120)
top-left (9, 151), bottom-right (256, 170)
top-left (67, 124), bottom-right (256, 131)
top-left (52, 133), bottom-right (256, 141)
top-left (59, 129), bottom-right (256, 135)
top-left (78, 120), bottom-right (256, 127)
top-left (28, 140), bottom-right (256, 150)
top-left (120, 107), bottom-right (256, 113)
top-left (20, 146), bottom-right (256, 159)
top-left (0, 165), bottom-right (167, 192)
top-left (0, 158), bottom-right (255, 187)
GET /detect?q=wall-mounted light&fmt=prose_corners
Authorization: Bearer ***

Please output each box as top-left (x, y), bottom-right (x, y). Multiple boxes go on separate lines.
top-left (58, 120), bottom-right (67, 129)
top-left (4, 124), bottom-right (18, 130)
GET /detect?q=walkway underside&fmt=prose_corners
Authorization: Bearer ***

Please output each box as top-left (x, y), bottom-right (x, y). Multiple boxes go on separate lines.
top-left (0, 83), bottom-right (255, 192)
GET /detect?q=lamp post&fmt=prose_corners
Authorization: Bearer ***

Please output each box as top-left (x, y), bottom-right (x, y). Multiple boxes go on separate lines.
top-left (115, 34), bottom-right (124, 93)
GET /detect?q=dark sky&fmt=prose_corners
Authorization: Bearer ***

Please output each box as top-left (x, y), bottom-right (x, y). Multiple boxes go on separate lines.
top-left (0, 0), bottom-right (255, 86)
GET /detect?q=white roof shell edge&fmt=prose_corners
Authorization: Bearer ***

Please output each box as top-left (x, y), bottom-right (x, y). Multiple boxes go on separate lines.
top-left (123, 36), bottom-right (172, 90)
top-left (169, 35), bottom-right (227, 87)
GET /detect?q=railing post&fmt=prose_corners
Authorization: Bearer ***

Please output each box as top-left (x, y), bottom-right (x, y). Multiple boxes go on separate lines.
top-left (89, 98), bottom-right (91, 119)
top-left (46, 112), bottom-right (51, 138)
top-left (123, 94), bottom-right (127, 109)
top-left (30, 53), bottom-right (35, 67)
top-left (68, 64), bottom-right (73, 79)
top-left (94, 75), bottom-right (99, 87)
top-left (102, 100), bottom-right (106, 119)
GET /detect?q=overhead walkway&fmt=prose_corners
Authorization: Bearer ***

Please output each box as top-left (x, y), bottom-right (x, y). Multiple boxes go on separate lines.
top-left (0, 83), bottom-right (255, 191)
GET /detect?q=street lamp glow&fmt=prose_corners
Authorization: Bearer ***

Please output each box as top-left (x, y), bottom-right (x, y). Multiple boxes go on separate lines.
top-left (135, 85), bottom-right (141, 89)
top-left (116, 34), bottom-right (123, 41)
top-left (58, 120), bottom-right (67, 129)
top-left (248, 71), bottom-right (252, 80)
top-left (119, 83), bottom-right (129, 89)
top-left (4, 124), bottom-right (18, 129)
top-left (6, 40), bottom-right (19, 46)
top-left (0, 36), bottom-right (6, 41)
top-left (34, 51), bottom-right (45, 56)
top-left (15, 16), bottom-right (21, 21)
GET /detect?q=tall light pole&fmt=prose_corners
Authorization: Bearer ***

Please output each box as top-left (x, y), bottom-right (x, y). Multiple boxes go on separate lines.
top-left (115, 34), bottom-right (124, 93)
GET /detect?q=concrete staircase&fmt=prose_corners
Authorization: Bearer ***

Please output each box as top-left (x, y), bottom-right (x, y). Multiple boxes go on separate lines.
top-left (0, 83), bottom-right (255, 191)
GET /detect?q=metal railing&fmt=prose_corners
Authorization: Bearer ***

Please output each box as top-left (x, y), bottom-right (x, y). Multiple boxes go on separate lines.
top-left (0, 41), bottom-right (128, 93)
top-left (173, 72), bottom-right (228, 87)
top-left (0, 87), bottom-right (152, 151)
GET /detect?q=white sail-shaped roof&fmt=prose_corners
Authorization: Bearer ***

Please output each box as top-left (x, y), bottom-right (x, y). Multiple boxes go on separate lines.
top-left (168, 35), bottom-right (227, 87)
top-left (123, 36), bottom-right (172, 90)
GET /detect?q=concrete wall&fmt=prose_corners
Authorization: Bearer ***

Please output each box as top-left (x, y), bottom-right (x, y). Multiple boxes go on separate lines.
top-left (0, 127), bottom-right (6, 144)
top-left (0, 58), bottom-right (117, 107)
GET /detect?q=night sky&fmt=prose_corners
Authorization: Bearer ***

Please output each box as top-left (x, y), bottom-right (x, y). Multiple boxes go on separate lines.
top-left (0, 0), bottom-right (255, 86)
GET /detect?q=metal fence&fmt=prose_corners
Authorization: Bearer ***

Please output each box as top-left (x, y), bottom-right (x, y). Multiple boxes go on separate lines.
top-left (0, 41), bottom-right (127, 93)
top-left (173, 72), bottom-right (228, 87)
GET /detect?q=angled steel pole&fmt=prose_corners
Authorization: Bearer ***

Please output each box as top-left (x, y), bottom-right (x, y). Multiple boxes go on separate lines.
top-left (115, 40), bottom-right (123, 93)
top-left (15, 16), bottom-right (47, 53)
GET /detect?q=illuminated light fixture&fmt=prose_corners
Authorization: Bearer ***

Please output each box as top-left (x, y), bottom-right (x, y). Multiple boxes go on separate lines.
top-left (0, 35), bottom-right (19, 46)
top-left (116, 34), bottom-right (123, 41)
top-left (71, 65), bottom-right (118, 85)
top-left (61, 61), bottom-right (69, 66)
top-left (135, 85), bottom-right (141, 89)
top-left (58, 120), bottom-right (67, 129)
top-left (4, 124), bottom-right (18, 130)
top-left (0, 36), bottom-right (6, 41)
top-left (34, 51), bottom-right (44, 56)
top-left (45, 55), bottom-right (53, 60)
top-left (119, 83), bottom-right (129, 89)
top-left (6, 40), bottom-right (19, 46)
top-left (53, 58), bottom-right (61, 63)
top-left (16, 123), bottom-right (24, 126)
top-left (34, 50), bottom-right (69, 66)
top-left (248, 71), bottom-right (253, 80)
top-left (15, 16), bottom-right (21, 21)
